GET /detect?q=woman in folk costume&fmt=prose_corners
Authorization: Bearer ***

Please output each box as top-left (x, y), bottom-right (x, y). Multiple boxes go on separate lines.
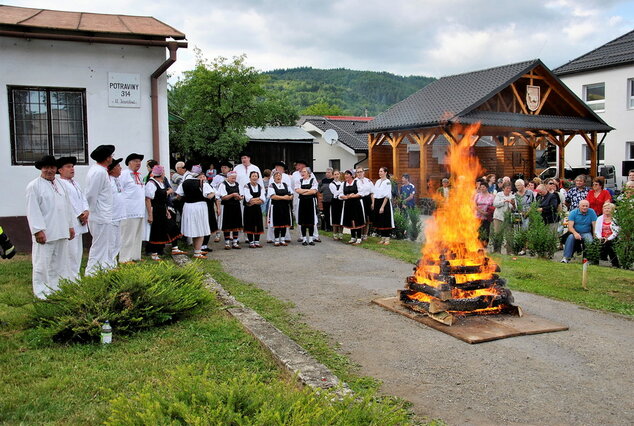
top-left (243, 171), bottom-right (267, 248)
top-left (268, 170), bottom-right (293, 246)
top-left (355, 167), bottom-right (374, 241)
top-left (145, 165), bottom-right (182, 260)
top-left (372, 166), bottom-right (395, 245)
top-left (176, 165), bottom-right (214, 259)
top-left (108, 158), bottom-right (127, 266)
top-left (294, 166), bottom-right (319, 246)
top-left (329, 170), bottom-right (345, 240)
top-left (217, 170), bottom-right (244, 249)
top-left (340, 169), bottom-right (368, 245)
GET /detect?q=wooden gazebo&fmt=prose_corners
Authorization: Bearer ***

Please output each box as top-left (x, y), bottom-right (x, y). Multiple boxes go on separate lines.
top-left (358, 59), bottom-right (612, 195)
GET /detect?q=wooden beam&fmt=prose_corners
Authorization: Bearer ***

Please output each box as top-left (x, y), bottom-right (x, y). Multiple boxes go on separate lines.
top-left (368, 134), bottom-right (375, 179)
top-left (419, 139), bottom-right (428, 196)
top-left (589, 132), bottom-right (598, 178)
top-left (510, 83), bottom-right (529, 114)
top-left (533, 87), bottom-right (552, 115)
top-left (521, 74), bottom-right (546, 80)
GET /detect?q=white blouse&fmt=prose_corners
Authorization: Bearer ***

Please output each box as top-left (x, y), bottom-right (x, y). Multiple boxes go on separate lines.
top-left (243, 183), bottom-right (268, 203)
top-left (294, 177), bottom-right (318, 192)
top-left (145, 178), bottom-right (167, 200)
top-left (373, 178), bottom-right (392, 199)
top-left (217, 181), bottom-right (243, 198)
top-left (329, 181), bottom-right (344, 199)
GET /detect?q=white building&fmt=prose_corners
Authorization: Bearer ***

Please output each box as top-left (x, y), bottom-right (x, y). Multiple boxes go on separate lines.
top-left (555, 30), bottom-right (634, 186)
top-left (0, 5), bottom-right (186, 248)
top-left (299, 116), bottom-right (369, 174)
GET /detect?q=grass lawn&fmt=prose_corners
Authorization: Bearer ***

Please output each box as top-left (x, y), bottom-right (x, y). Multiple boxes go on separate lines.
top-left (328, 233), bottom-right (634, 317)
top-left (0, 254), bottom-right (420, 424)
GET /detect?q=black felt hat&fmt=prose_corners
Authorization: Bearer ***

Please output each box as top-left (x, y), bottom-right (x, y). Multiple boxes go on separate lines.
top-left (239, 151), bottom-right (252, 158)
top-left (35, 155), bottom-right (58, 170)
top-left (272, 161), bottom-right (287, 169)
top-left (218, 160), bottom-right (233, 169)
top-left (56, 156), bottom-right (77, 169)
top-left (90, 145), bottom-right (115, 162)
top-left (294, 159), bottom-right (308, 166)
top-left (108, 157), bottom-right (123, 171)
top-left (125, 153), bottom-right (144, 165)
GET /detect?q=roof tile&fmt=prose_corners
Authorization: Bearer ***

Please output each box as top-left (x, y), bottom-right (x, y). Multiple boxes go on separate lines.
top-left (554, 30), bottom-right (634, 75)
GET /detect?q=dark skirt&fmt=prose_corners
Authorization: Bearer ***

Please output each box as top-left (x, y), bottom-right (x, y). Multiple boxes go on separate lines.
top-left (221, 201), bottom-right (243, 232)
top-left (362, 195), bottom-right (372, 222)
top-left (330, 198), bottom-right (343, 226)
top-left (270, 200), bottom-right (292, 228)
top-left (341, 198), bottom-right (366, 229)
top-left (206, 198), bottom-right (219, 233)
top-left (298, 196), bottom-right (317, 226)
top-left (149, 206), bottom-right (181, 244)
top-left (243, 204), bottom-right (264, 234)
top-left (372, 198), bottom-right (394, 230)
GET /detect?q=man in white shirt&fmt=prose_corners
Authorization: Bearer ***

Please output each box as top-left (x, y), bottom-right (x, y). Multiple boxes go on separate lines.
top-left (234, 152), bottom-right (263, 188)
top-left (291, 160), bottom-right (320, 242)
top-left (26, 155), bottom-right (76, 299)
top-left (118, 153), bottom-right (146, 263)
top-left (57, 156), bottom-right (89, 279)
top-left (85, 144), bottom-right (115, 275)
top-left (108, 158), bottom-right (127, 266)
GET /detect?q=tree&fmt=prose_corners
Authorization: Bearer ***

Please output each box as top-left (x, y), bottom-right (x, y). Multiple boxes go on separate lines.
top-left (169, 51), bottom-right (298, 159)
top-left (301, 101), bottom-right (347, 116)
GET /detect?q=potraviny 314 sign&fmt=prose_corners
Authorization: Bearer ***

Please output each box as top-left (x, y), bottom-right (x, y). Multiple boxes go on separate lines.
top-left (108, 73), bottom-right (140, 108)
top-left (526, 85), bottom-right (540, 112)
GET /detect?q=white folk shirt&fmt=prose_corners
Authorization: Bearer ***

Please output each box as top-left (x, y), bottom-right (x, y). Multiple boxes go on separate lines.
top-left (235, 163), bottom-right (263, 188)
top-left (339, 180), bottom-right (371, 199)
top-left (217, 181), bottom-right (244, 198)
top-left (293, 177), bottom-right (318, 192)
top-left (356, 177), bottom-right (374, 196)
top-left (176, 179), bottom-right (214, 198)
top-left (145, 177), bottom-right (167, 200)
top-left (110, 176), bottom-right (127, 223)
top-left (85, 164), bottom-right (113, 224)
top-left (58, 177), bottom-right (89, 234)
top-left (373, 178), bottom-right (392, 199)
top-left (243, 183), bottom-right (268, 203)
top-left (119, 168), bottom-right (146, 219)
top-left (26, 177), bottom-right (75, 241)
top-left (329, 181), bottom-right (344, 199)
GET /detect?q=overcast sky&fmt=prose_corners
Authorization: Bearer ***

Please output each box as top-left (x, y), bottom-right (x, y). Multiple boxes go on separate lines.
top-left (8, 0), bottom-right (634, 79)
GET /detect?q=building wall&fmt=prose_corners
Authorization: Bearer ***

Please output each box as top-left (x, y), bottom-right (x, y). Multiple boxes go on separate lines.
top-left (301, 123), bottom-right (364, 173)
top-left (559, 64), bottom-right (634, 185)
top-left (0, 36), bottom-right (171, 220)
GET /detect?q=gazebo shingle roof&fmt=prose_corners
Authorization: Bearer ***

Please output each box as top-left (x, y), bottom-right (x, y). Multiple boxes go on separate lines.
top-left (554, 29), bottom-right (634, 76)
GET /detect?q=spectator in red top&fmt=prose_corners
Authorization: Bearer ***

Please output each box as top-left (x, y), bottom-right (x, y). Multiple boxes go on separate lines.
top-left (586, 177), bottom-right (612, 215)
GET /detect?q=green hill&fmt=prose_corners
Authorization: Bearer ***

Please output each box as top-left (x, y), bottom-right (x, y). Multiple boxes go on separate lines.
top-left (262, 67), bottom-right (435, 116)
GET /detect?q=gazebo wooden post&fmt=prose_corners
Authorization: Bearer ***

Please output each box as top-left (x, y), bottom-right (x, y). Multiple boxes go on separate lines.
top-left (367, 133), bottom-right (376, 179)
top-left (558, 135), bottom-right (566, 180)
top-left (590, 132), bottom-right (598, 178)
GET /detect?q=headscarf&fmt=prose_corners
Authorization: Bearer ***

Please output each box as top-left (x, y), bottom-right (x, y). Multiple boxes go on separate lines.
top-left (152, 165), bottom-right (164, 176)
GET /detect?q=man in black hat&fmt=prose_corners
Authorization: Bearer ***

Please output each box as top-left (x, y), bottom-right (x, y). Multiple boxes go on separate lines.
top-left (57, 156), bottom-right (89, 279)
top-left (235, 152), bottom-right (262, 188)
top-left (119, 153), bottom-right (146, 263)
top-left (25, 155), bottom-right (76, 299)
top-left (85, 145), bottom-right (116, 275)
top-left (108, 158), bottom-right (126, 266)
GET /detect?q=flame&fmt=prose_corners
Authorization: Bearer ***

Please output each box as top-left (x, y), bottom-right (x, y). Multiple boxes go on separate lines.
top-left (407, 122), bottom-right (503, 314)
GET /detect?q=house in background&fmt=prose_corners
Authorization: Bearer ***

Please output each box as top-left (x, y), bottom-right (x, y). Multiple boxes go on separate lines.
top-left (245, 126), bottom-right (315, 171)
top-left (299, 116), bottom-right (370, 174)
top-left (0, 5), bottom-right (186, 250)
top-left (554, 29), bottom-right (634, 185)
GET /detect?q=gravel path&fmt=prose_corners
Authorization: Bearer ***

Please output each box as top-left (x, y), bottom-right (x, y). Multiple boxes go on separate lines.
top-left (211, 238), bottom-right (633, 425)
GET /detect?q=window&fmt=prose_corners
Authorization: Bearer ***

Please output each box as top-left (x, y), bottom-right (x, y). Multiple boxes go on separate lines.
top-left (583, 82), bottom-right (605, 112)
top-left (627, 142), bottom-right (634, 160)
top-left (629, 79), bottom-right (634, 109)
top-left (8, 86), bottom-right (88, 165)
top-left (583, 143), bottom-right (605, 164)
top-left (329, 159), bottom-right (341, 171)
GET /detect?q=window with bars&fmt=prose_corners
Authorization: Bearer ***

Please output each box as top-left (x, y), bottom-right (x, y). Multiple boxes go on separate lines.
top-left (8, 86), bottom-right (88, 165)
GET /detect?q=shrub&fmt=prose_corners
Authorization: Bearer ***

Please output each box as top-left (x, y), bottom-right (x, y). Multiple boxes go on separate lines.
top-left (502, 211), bottom-right (528, 255)
top-left (405, 207), bottom-right (422, 241)
top-left (31, 262), bottom-right (213, 343)
top-left (392, 208), bottom-right (408, 240)
top-left (614, 198), bottom-right (634, 269)
top-left (525, 205), bottom-right (559, 259)
top-left (585, 238), bottom-right (602, 265)
top-left (105, 370), bottom-right (413, 425)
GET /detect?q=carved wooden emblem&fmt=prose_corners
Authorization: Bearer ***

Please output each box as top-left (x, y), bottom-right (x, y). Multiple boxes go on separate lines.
top-left (526, 85), bottom-right (540, 112)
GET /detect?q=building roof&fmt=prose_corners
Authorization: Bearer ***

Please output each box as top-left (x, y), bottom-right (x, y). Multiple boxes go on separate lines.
top-left (299, 116), bottom-right (371, 152)
top-left (358, 59), bottom-right (611, 134)
top-left (246, 126), bottom-right (315, 144)
top-left (554, 29), bottom-right (634, 76)
top-left (0, 5), bottom-right (185, 40)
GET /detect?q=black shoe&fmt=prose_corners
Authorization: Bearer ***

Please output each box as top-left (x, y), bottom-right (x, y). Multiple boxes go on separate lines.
top-left (302, 241), bottom-right (308, 246)
top-left (309, 241), bottom-right (315, 246)
top-left (314, 238), bottom-right (321, 243)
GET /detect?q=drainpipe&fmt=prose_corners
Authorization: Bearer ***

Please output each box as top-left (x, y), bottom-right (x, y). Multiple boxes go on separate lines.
top-left (354, 151), bottom-right (368, 169)
top-left (150, 41), bottom-right (181, 164)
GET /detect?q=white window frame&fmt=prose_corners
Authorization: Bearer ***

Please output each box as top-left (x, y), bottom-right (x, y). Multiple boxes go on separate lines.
top-left (628, 79), bottom-right (634, 109)
top-left (582, 143), bottom-right (605, 164)
top-left (626, 141), bottom-right (634, 160)
top-left (583, 82), bottom-right (605, 112)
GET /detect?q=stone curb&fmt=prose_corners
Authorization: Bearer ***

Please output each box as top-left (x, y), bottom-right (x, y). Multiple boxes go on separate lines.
top-left (173, 255), bottom-right (350, 394)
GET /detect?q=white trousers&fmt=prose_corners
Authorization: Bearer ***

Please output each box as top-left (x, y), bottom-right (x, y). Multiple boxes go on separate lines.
top-left (67, 232), bottom-right (84, 279)
top-left (32, 239), bottom-right (71, 299)
top-left (119, 217), bottom-right (144, 262)
top-left (86, 222), bottom-right (114, 276)
top-left (108, 222), bottom-right (122, 267)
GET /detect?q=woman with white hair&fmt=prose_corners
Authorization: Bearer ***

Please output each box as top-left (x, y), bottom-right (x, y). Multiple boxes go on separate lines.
top-left (294, 166), bottom-right (319, 245)
top-left (595, 202), bottom-right (620, 267)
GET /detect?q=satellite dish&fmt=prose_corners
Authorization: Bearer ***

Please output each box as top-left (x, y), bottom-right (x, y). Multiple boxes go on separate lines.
top-left (323, 129), bottom-right (338, 145)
